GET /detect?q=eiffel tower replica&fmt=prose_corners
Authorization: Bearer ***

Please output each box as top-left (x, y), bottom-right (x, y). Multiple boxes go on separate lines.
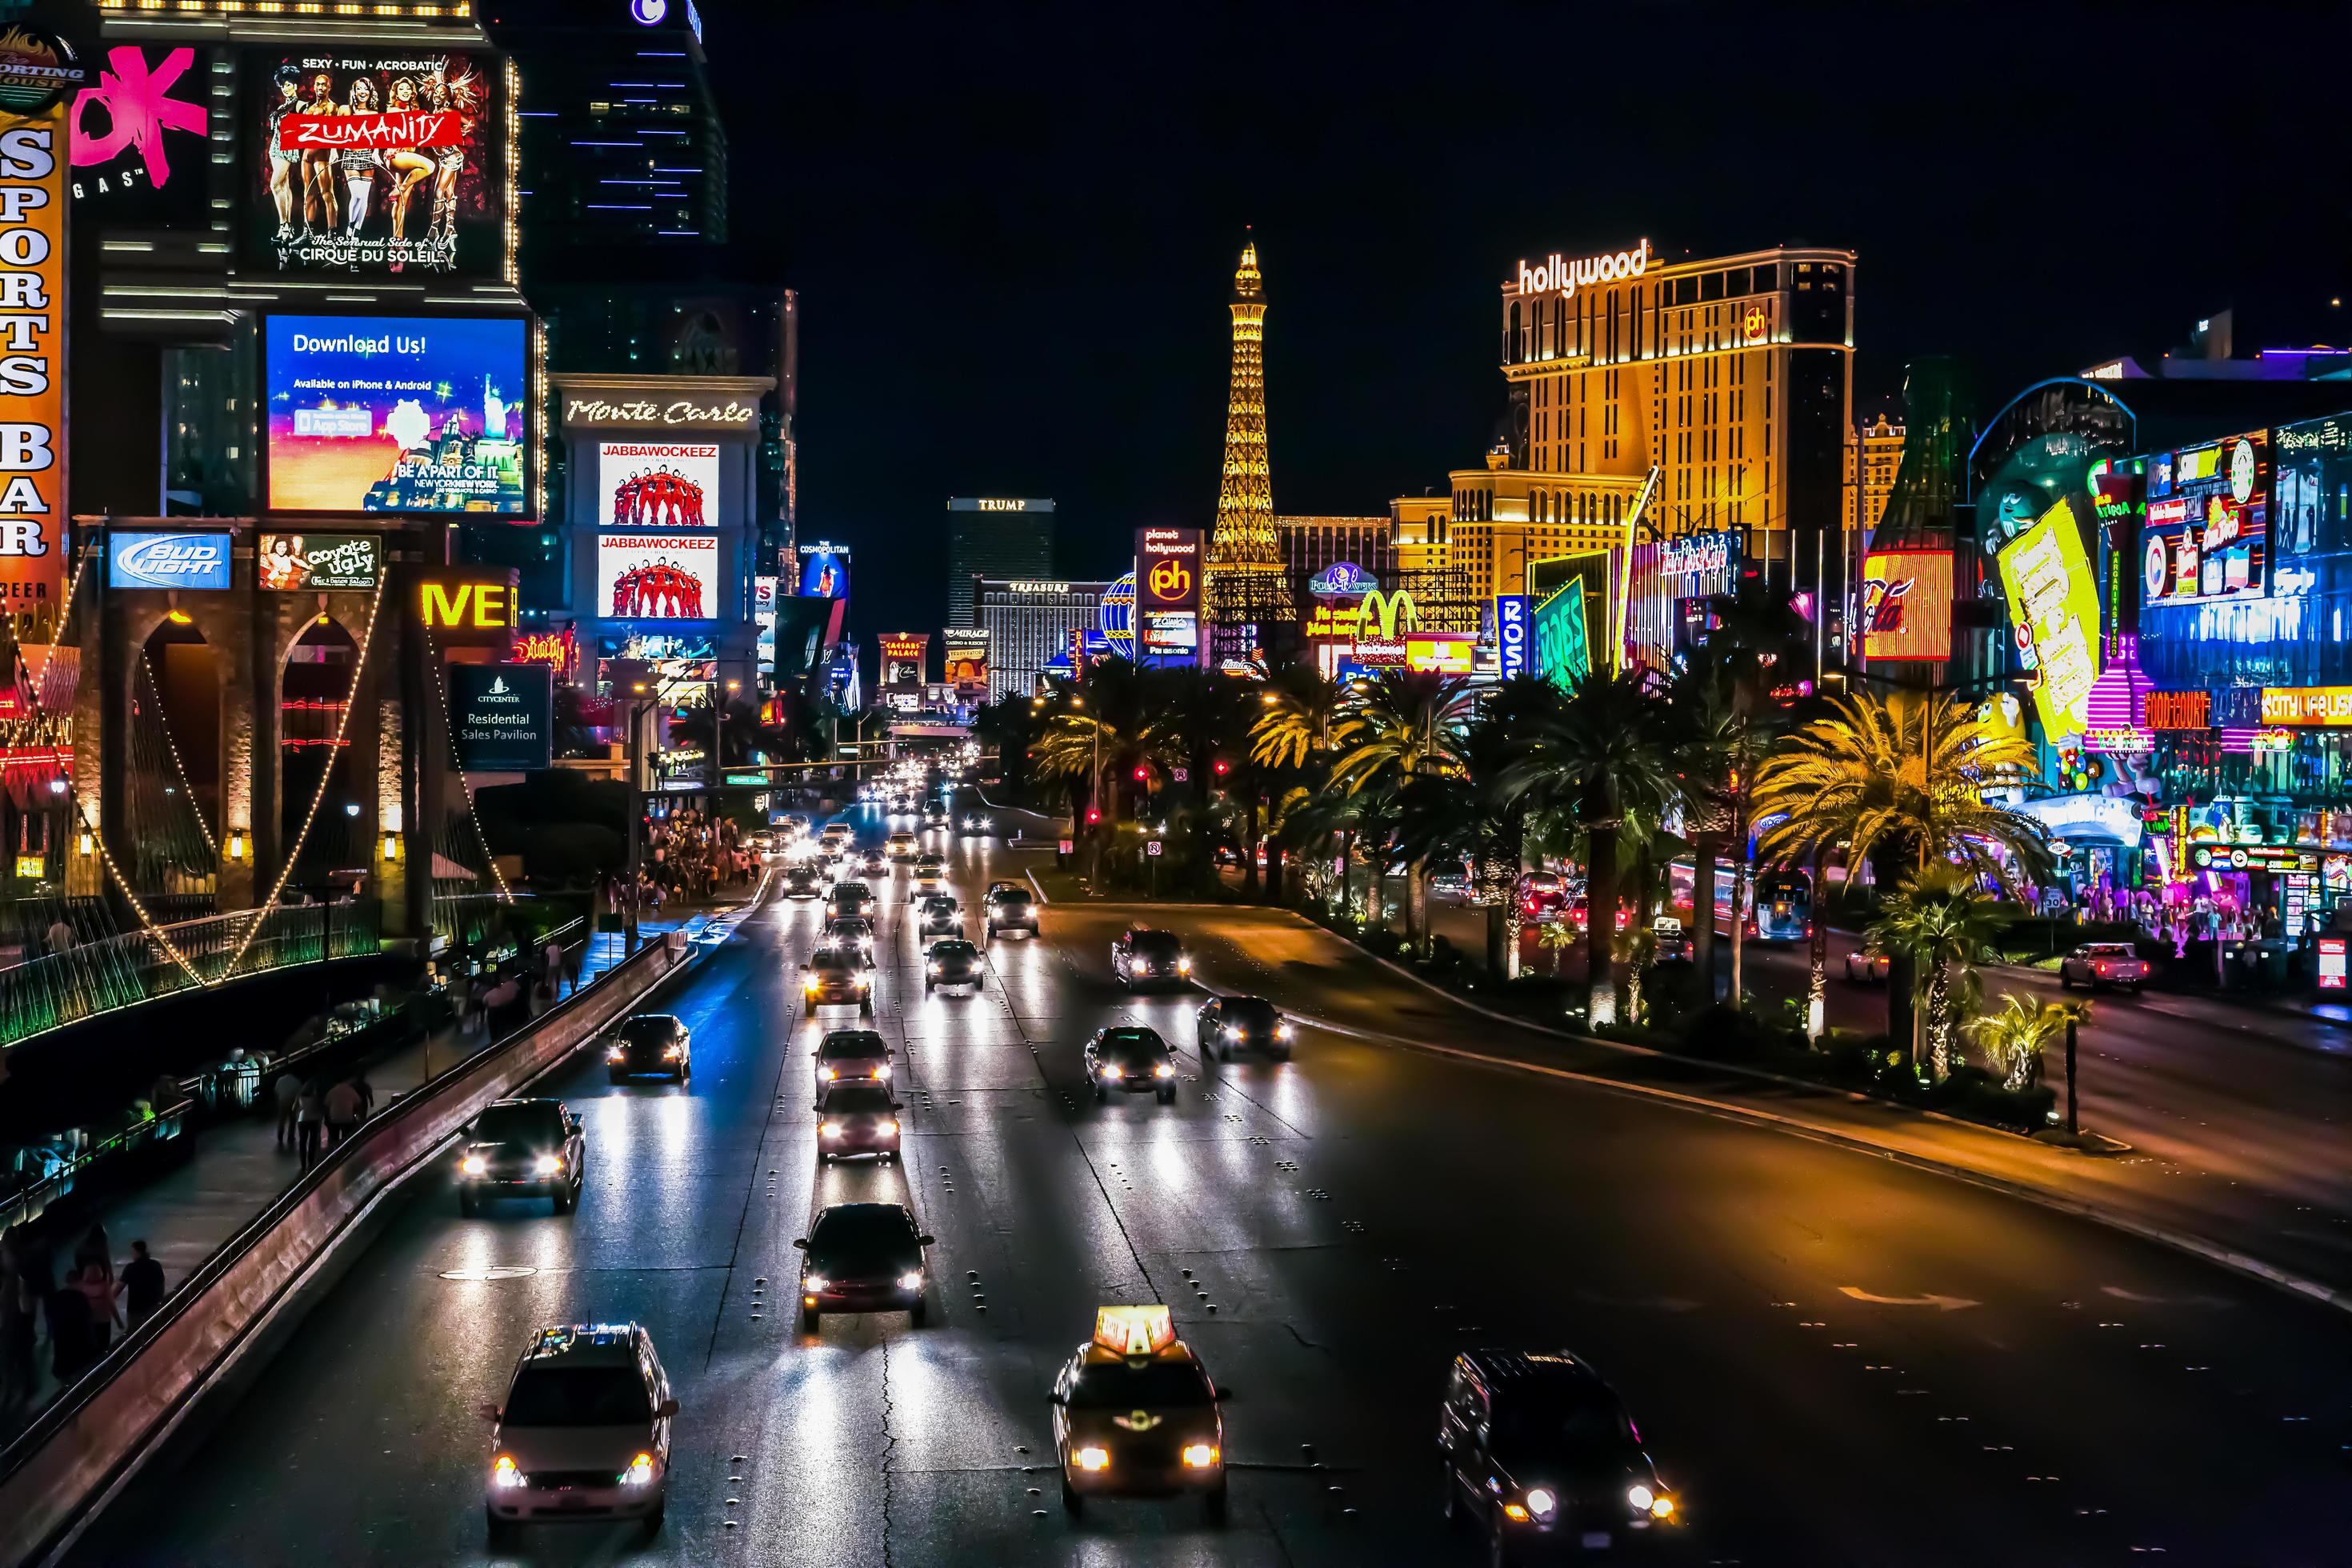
top-left (1203, 238), bottom-right (1294, 663)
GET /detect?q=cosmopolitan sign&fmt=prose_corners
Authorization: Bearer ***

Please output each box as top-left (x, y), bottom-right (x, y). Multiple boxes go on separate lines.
top-left (1516, 238), bottom-right (1650, 301)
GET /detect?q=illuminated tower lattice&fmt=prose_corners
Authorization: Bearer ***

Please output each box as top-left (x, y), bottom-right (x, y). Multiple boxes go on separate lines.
top-left (1204, 239), bottom-right (1293, 657)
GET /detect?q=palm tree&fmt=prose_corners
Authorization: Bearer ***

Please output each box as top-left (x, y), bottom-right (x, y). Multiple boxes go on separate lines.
top-left (1251, 668), bottom-right (1346, 903)
top-left (1867, 863), bottom-right (2006, 1078)
top-left (1029, 659), bottom-right (1161, 877)
top-left (1394, 687), bottom-right (1544, 977)
top-left (1536, 917), bottom-right (1577, 978)
top-left (1326, 672), bottom-right (1475, 955)
top-left (1756, 688), bottom-right (2051, 1045)
top-left (1964, 993), bottom-right (2090, 1091)
top-left (1508, 669), bottom-right (1677, 1025)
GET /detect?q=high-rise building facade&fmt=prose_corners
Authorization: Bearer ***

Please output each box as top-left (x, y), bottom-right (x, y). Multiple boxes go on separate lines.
top-left (482, 0), bottom-right (727, 249)
top-left (1277, 517), bottom-right (1394, 586)
top-left (1502, 242), bottom-right (1854, 554)
top-left (948, 498), bottom-right (1055, 632)
top-left (978, 579), bottom-right (1107, 702)
top-left (1846, 413), bottom-right (1906, 534)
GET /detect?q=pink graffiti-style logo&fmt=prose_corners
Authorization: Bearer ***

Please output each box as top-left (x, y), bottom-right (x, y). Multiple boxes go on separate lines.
top-left (71, 46), bottom-right (205, 189)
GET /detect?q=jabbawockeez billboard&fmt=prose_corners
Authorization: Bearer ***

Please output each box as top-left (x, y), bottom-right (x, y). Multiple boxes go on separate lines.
top-left (598, 534), bottom-right (718, 620)
top-left (598, 442), bottom-right (718, 528)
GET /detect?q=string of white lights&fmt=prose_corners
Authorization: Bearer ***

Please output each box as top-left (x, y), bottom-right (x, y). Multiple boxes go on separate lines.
top-left (139, 650), bottom-right (219, 857)
top-left (422, 620), bottom-right (515, 906)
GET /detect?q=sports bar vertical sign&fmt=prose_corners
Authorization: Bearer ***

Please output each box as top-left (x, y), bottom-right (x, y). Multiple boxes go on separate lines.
top-left (0, 31), bottom-right (74, 653)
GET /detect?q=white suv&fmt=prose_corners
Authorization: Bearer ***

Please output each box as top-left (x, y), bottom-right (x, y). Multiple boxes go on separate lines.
top-left (482, 1322), bottom-right (677, 1542)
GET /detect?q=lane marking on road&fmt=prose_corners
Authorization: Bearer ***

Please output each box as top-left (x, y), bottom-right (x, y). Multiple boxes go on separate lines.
top-left (438, 1266), bottom-right (538, 1282)
top-left (1837, 1286), bottom-right (1981, 1311)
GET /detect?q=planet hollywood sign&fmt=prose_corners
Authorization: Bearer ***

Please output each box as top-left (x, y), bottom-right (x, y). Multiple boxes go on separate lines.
top-left (1516, 238), bottom-right (1651, 301)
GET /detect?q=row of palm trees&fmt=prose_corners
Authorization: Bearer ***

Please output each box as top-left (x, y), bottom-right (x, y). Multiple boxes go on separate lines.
top-left (981, 605), bottom-right (2056, 1074)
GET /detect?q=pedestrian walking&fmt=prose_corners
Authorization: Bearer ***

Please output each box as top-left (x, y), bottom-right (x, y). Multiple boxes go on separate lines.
top-left (45, 914), bottom-right (74, 955)
top-left (0, 1231), bottom-right (36, 1410)
top-left (295, 1078), bottom-right (326, 1170)
top-left (74, 1221), bottom-right (111, 1286)
top-left (44, 1273), bottom-right (90, 1382)
top-left (324, 1078), bottom-right (362, 1149)
top-left (352, 1070), bottom-right (374, 1119)
top-left (542, 938), bottom-right (564, 997)
top-left (273, 1068), bottom-right (302, 1150)
top-left (120, 1240), bottom-right (165, 1330)
top-left (74, 1262), bottom-right (122, 1358)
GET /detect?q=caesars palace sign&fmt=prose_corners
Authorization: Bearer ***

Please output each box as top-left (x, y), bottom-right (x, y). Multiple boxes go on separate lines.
top-left (1517, 238), bottom-right (1651, 302)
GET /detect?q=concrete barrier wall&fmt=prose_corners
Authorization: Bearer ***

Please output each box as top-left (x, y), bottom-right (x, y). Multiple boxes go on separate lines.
top-left (0, 930), bottom-right (691, 1567)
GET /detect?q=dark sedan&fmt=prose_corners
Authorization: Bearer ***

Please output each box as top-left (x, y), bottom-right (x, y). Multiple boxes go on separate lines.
top-left (925, 938), bottom-right (982, 994)
top-left (1085, 1026), bottom-right (1178, 1104)
top-left (1112, 927), bottom-right (1190, 990)
top-left (1440, 1348), bottom-right (1678, 1559)
top-left (1194, 994), bottom-right (1292, 1062)
top-left (606, 1014), bottom-right (690, 1083)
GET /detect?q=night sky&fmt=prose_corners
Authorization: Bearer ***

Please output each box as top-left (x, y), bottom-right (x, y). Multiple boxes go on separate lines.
top-left (706, 1), bottom-right (2346, 644)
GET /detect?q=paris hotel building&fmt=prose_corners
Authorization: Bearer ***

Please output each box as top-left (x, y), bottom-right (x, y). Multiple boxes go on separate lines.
top-left (1398, 242), bottom-right (1857, 609)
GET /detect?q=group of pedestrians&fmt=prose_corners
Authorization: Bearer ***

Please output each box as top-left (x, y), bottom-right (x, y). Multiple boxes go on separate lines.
top-left (2, 1221), bottom-right (166, 1413)
top-left (270, 1068), bottom-right (375, 1171)
top-left (635, 808), bottom-right (757, 910)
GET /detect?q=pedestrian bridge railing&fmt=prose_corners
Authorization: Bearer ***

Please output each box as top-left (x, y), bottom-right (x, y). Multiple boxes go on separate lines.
top-left (0, 903), bottom-right (381, 1052)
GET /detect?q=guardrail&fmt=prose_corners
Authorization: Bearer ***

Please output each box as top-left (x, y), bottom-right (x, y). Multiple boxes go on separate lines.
top-left (0, 922), bottom-right (694, 1566)
top-left (0, 903), bottom-right (382, 1051)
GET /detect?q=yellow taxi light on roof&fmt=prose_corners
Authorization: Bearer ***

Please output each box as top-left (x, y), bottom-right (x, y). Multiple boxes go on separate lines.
top-left (1093, 1304), bottom-right (1175, 1357)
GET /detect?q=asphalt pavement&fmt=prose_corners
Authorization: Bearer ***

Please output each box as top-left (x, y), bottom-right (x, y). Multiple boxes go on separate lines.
top-left (70, 804), bottom-right (2352, 1566)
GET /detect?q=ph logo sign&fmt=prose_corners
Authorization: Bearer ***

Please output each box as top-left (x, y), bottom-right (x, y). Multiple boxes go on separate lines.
top-left (1148, 556), bottom-right (1191, 602)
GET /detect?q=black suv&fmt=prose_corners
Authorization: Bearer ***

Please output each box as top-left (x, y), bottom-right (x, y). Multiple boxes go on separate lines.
top-left (1194, 995), bottom-right (1291, 1062)
top-left (1084, 1026), bottom-right (1178, 1104)
top-left (458, 1098), bottom-right (586, 1215)
top-left (795, 1202), bottom-right (934, 1332)
top-left (1439, 1349), bottom-right (1677, 1560)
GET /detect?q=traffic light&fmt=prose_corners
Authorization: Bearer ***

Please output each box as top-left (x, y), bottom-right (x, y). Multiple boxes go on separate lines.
top-left (1133, 766), bottom-right (1149, 782)
top-left (1086, 806), bottom-right (1102, 825)
top-left (1212, 758), bottom-right (1230, 776)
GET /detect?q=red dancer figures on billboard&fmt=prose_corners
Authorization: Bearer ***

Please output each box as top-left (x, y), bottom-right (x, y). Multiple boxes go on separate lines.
top-left (610, 466), bottom-right (707, 528)
top-left (610, 560), bottom-right (706, 619)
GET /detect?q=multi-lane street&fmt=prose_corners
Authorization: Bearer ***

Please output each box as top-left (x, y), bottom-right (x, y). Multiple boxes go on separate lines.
top-left (74, 807), bottom-right (2352, 1566)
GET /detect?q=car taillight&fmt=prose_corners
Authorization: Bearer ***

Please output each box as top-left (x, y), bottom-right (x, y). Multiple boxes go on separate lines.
top-left (2095, 962), bottom-right (2109, 974)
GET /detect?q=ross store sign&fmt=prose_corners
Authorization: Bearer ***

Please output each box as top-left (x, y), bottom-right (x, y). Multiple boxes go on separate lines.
top-left (108, 530), bottom-right (230, 590)
top-left (2145, 690), bottom-right (2210, 730)
top-left (1996, 498), bottom-right (2101, 740)
top-left (1496, 594), bottom-right (1528, 679)
top-left (2260, 686), bottom-right (2352, 726)
top-left (450, 662), bottom-right (553, 772)
top-left (1516, 238), bottom-right (1650, 301)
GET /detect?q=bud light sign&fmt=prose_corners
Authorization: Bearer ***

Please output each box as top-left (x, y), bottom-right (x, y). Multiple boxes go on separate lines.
top-left (1496, 594), bottom-right (1529, 679)
top-left (109, 530), bottom-right (233, 590)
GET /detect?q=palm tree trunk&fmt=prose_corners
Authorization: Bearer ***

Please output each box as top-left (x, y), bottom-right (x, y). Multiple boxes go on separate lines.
top-left (1408, 856), bottom-right (1430, 958)
top-left (1241, 794), bottom-right (1261, 898)
top-left (1694, 831), bottom-right (1719, 1005)
top-left (1486, 900), bottom-right (1506, 978)
top-left (1927, 962), bottom-right (1952, 1079)
top-left (1805, 842), bottom-right (1828, 1044)
top-left (1504, 903), bottom-right (1522, 980)
top-left (1727, 851), bottom-right (1746, 1014)
top-left (1586, 826), bottom-right (1619, 1026)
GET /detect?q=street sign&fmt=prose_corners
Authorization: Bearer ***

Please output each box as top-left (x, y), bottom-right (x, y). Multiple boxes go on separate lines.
top-left (1170, 766), bottom-right (1189, 782)
top-left (1145, 840), bottom-right (1162, 858)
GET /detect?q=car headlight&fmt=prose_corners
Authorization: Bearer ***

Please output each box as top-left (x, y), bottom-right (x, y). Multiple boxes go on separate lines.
top-left (875, 1062), bottom-right (891, 1078)
top-left (1223, 1026), bottom-right (1242, 1040)
top-left (803, 1274), bottom-right (828, 1293)
top-left (1627, 1483), bottom-right (1655, 1513)
top-left (818, 1066), bottom-right (836, 1081)
top-left (878, 1119), bottom-right (900, 1136)
top-left (896, 1270), bottom-right (923, 1291)
top-left (534, 1154), bottom-right (562, 1175)
top-left (621, 1452), bottom-right (657, 1487)
top-left (856, 976), bottom-right (870, 990)
top-left (1154, 1062), bottom-right (1174, 1078)
top-left (927, 962), bottom-right (939, 974)
top-left (1101, 1063), bottom-right (1123, 1079)
top-left (606, 1047), bottom-right (625, 1062)
top-left (1176, 958), bottom-right (1192, 973)
top-left (820, 1122), bottom-right (843, 1138)
top-left (492, 1454), bottom-right (525, 1489)
top-left (804, 976), bottom-right (820, 991)
top-left (1526, 1486), bottom-right (1557, 1518)
top-left (1274, 1022), bottom-right (1293, 1039)
top-left (662, 1046), bottom-right (681, 1058)
top-left (1074, 1446), bottom-right (1112, 1472)
top-left (1181, 1443), bottom-right (1220, 1468)
top-left (460, 1155), bottom-right (486, 1176)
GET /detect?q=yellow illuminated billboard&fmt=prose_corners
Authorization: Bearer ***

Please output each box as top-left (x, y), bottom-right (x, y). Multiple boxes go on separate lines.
top-left (1995, 497), bottom-right (2101, 740)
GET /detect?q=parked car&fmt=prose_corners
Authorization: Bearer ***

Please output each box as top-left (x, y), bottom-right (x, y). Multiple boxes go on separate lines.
top-left (2059, 942), bottom-right (2151, 993)
top-left (1843, 944), bottom-right (1891, 984)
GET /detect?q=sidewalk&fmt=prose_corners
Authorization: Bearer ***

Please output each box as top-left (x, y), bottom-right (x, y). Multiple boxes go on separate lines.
top-left (1, 890), bottom-right (762, 1439)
